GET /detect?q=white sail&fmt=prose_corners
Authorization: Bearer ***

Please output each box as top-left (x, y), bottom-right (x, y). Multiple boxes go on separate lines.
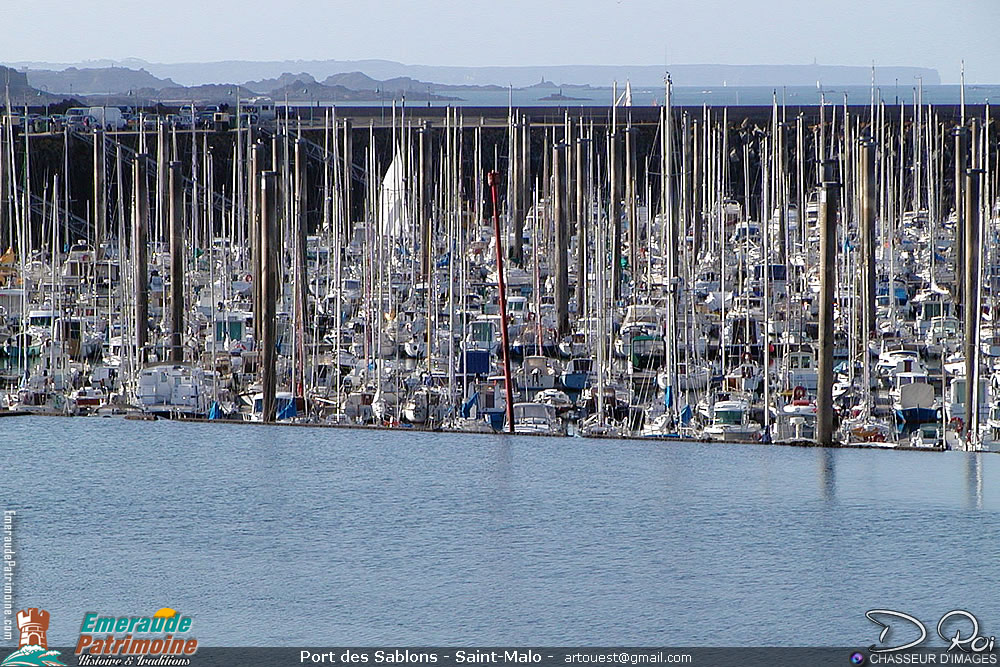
top-left (379, 151), bottom-right (409, 239)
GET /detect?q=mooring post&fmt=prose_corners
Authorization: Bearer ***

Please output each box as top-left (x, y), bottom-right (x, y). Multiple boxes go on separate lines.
top-left (553, 143), bottom-right (569, 335)
top-left (609, 128), bottom-right (622, 299)
top-left (260, 171), bottom-right (279, 423)
top-left (294, 139), bottom-right (308, 397)
top-left (94, 128), bottom-right (107, 248)
top-left (860, 138), bottom-right (876, 337)
top-left (816, 160), bottom-right (840, 446)
top-left (575, 134), bottom-right (589, 316)
top-left (776, 122), bottom-right (787, 266)
top-left (509, 119), bottom-right (522, 267)
top-left (342, 119), bottom-right (353, 241)
top-left (134, 154), bottom-right (149, 365)
top-left (168, 161), bottom-right (185, 363)
top-left (419, 122), bottom-right (432, 284)
top-left (156, 122), bottom-right (167, 242)
top-left (954, 126), bottom-right (969, 307)
top-left (250, 142), bottom-right (262, 347)
top-left (964, 165), bottom-right (983, 450)
top-left (691, 117), bottom-right (703, 261)
top-left (625, 125), bottom-right (637, 277)
top-left (514, 118), bottom-right (531, 266)
top-left (565, 120), bottom-right (577, 229)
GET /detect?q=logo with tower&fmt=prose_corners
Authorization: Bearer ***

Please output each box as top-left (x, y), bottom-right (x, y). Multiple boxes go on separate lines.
top-left (1, 608), bottom-right (64, 666)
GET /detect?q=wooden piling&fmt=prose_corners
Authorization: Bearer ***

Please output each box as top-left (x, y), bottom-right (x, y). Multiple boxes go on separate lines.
top-left (776, 122), bottom-right (787, 265)
top-left (625, 126), bottom-right (637, 278)
top-left (419, 122), bottom-right (432, 282)
top-left (168, 161), bottom-right (184, 363)
top-left (133, 154), bottom-right (149, 365)
top-left (609, 129), bottom-right (622, 299)
top-left (816, 161), bottom-right (840, 446)
top-left (553, 143), bottom-right (569, 335)
top-left (93, 129), bottom-right (107, 248)
top-left (250, 142), bottom-right (262, 346)
top-left (954, 126), bottom-right (968, 305)
top-left (964, 164), bottom-right (983, 448)
top-left (565, 120), bottom-right (577, 228)
top-left (859, 138), bottom-right (876, 336)
top-left (694, 116), bottom-right (705, 262)
top-left (260, 171), bottom-right (279, 423)
top-left (575, 135), bottom-right (589, 316)
top-left (342, 119), bottom-right (353, 239)
top-left (156, 122), bottom-right (167, 243)
top-left (294, 139), bottom-right (309, 397)
top-left (509, 119), bottom-right (523, 266)
top-left (513, 117), bottom-right (530, 266)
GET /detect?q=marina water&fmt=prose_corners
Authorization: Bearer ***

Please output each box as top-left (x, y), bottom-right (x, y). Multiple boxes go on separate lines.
top-left (3, 417), bottom-right (1000, 647)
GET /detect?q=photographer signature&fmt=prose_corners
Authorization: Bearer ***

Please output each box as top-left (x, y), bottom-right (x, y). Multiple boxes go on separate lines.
top-left (866, 609), bottom-right (996, 653)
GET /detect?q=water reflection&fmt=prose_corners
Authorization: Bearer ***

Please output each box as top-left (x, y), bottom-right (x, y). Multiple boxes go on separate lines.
top-left (966, 453), bottom-right (984, 510)
top-left (820, 448), bottom-right (836, 501)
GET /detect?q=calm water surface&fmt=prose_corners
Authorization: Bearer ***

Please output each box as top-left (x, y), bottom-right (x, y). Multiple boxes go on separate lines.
top-left (2, 417), bottom-right (999, 646)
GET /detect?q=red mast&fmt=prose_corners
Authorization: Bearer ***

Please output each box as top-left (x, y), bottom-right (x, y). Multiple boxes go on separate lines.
top-left (488, 171), bottom-right (516, 433)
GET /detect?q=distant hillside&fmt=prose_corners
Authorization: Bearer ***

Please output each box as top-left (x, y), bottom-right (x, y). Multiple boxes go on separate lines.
top-left (0, 65), bottom-right (61, 103)
top-left (322, 71), bottom-right (506, 93)
top-left (0, 60), bottom-right (948, 108)
top-left (22, 66), bottom-right (175, 95)
top-left (0, 65), bottom-right (34, 96)
top-left (3, 58), bottom-right (943, 88)
top-left (141, 83), bottom-right (256, 104)
top-left (271, 80), bottom-right (460, 103)
top-left (243, 72), bottom-right (317, 94)
top-left (321, 71), bottom-right (382, 90)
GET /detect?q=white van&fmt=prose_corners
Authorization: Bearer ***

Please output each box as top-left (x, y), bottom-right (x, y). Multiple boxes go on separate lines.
top-left (87, 106), bottom-right (125, 130)
top-left (244, 98), bottom-right (276, 124)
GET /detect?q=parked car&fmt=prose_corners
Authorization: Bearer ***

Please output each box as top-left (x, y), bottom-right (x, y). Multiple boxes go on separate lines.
top-left (165, 113), bottom-right (192, 129)
top-left (65, 107), bottom-right (90, 130)
top-left (197, 105), bottom-right (220, 127)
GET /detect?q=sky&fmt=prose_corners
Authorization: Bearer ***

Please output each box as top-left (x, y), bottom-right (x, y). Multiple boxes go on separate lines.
top-left (3, 0), bottom-right (999, 83)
